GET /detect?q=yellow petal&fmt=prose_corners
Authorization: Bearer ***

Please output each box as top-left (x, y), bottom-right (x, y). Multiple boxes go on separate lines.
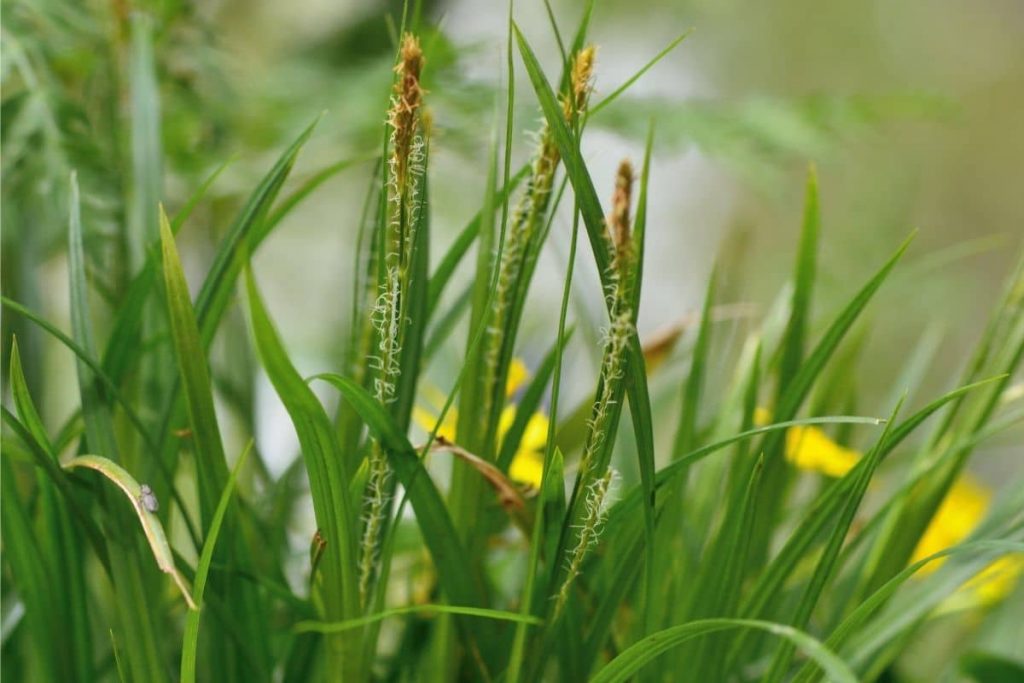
top-left (912, 475), bottom-right (991, 571)
top-left (784, 426), bottom-right (860, 477)
top-left (500, 406), bottom-right (550, 489)
top-left (754, 406), bottom-right (773, 426)
top-left (497, 406), bottom-right (517, 439)
top-left (964, 555), bottom-right (1024, 606)
top-left (757, 407), bottom-right (1019, 607)
top-left (756, 407), bottom-right (860, 478)
top-left (506, 358), bottom-right (530, 398)
top-left (509, 449), bottom-right (544, 489)
top-left (911, 474), bottom-right (1021, 608)
top-left (412, 406), bottom-right (457, 441)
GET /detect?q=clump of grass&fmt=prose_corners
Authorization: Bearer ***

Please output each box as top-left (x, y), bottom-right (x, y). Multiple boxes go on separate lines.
top-left (2, 4), bottom-right (1022, 683)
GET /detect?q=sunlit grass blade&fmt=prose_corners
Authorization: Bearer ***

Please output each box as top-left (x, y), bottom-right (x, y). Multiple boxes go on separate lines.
top-left (589, 618), bottom-right (857, 683)
top-left (63, 454), bottom-right (196, 608)
top-left (792, 539), bottom-right (1024, 683)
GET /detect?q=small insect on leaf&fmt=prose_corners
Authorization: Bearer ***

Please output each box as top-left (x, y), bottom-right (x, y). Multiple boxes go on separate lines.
top-left (139, 484), bottom-right (159, 513)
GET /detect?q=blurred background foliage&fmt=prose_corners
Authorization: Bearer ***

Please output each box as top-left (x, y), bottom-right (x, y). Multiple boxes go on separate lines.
top-left (3, 0), bottom-right (1022, 677)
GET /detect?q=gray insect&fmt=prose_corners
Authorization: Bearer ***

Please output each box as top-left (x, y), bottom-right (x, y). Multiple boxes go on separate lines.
top-left (139, 484), bottom-right (159, 513)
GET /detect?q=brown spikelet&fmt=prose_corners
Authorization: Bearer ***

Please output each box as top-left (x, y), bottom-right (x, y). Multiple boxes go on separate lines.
top-left (388, 33), bottom-right (425, 185)
top-left (609, 159), bottom-right (633, 255)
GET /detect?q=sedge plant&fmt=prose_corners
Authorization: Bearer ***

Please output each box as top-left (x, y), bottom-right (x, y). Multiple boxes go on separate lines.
top-left (2, 4), bottom-right (1023, 682)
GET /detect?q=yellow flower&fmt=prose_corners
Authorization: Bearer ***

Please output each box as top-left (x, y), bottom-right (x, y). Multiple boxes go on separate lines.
top-left (754, 407), bottom-right (1021, 606)
top-left (413, 359), bottom-right (548, 489)
top-left (754, 407), bottom-right (860, 477)
top-left (909, 476), bottom-right (1024, 609)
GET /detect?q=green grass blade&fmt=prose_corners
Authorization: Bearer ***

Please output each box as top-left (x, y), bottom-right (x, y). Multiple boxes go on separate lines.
top-left (589, 618), bottom-right (857, 683)
top-left (763, 398), bottom-right (903, 683)
top-left (68, 172), bottom-right (168, 681)
top-left (244, 267), bottom-right (363, 677)
top-left (294, 605), bottom-right (542, 634)
top-left (516, 31), bottom-right (661, 638)
top-left (740, 379), bottom-right (997, 621)
top-left (507, 199), bottom-right (583, 683)
top-left (1, 458), bottom-right (61, 682)
top-left (777, 165), bottom-right (820, 395)
top-left (628, 127), bottom-right (660, 639)
top-left (793, 540), bottom-right (1024, 683)
top-left (1, 406), bottom-right (109, 568)
top-left (0, 297), bottom-right (157, 451)
top-left (724, 378), bottom-right (999, 671)
top-left (311, 372), bottom-right (486, 610)
top-left (160, 207), bottom-right (231, 519)
top-left (126, 13), bottom-right (162, 273)
top-left (588, 29), bottom-right (694, 119)
top-left (260, 155), bottom-right (377, 243)
top-left (496, 328), bottom-right (572, 472)
top-left (4, 294), bottom-right (200, 548)
top-left (180, 443), bottom-right (252, 683)
top-left (102, 157), bottom-right (232, 384)
top-left (692, 454), bottom-right (766, 682)
top-left (426, 162), bottom-right (530, 318)
top-left (9, 339), bottom-right (105, 679)
top-left (162, 208), bottom-right (270, 678)
top-left (748, 231), bottom-right (914, 569)
top-left (195, 117), bottom-right (321, 345)
top-left (773, 232), bottom-right (914, 435)
top-left (671, 263), bottom-right (718, 461)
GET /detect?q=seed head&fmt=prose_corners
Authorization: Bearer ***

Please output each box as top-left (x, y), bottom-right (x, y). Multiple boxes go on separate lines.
top-left (567, 45), bottom-right (597, 116)
top-left (608, 159), bottom-right (634, 274)
top-left (388, 33), bottom-right (425, 185)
